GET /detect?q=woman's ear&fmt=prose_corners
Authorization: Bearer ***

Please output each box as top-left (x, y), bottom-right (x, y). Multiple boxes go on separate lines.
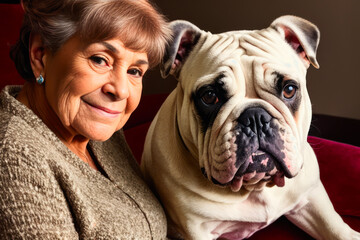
top-left (29, 33), bottom-right (46, 78)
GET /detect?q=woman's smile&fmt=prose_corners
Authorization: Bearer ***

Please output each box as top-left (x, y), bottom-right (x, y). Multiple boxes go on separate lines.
top-left (82, 99), bottom-right (123, 119)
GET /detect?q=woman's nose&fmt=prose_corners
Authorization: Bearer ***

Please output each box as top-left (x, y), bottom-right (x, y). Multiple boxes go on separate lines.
top-left (102, 70), bottom-right (129, 100)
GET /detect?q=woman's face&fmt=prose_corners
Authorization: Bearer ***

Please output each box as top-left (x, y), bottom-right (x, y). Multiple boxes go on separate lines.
top-left (43, 36), bottom-right (148, 141)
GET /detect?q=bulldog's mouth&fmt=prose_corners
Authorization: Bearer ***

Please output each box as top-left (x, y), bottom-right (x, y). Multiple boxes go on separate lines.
top-left (229, 150), bottom-right (285, 192)
top-left (208, 149), bottom-right (288, 192)
top-left (206, 107), bottom-right (298, 192)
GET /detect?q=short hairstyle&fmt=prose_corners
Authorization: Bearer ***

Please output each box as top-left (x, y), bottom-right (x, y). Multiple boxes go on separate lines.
top-left (11, 0), bottom-right (171, 80)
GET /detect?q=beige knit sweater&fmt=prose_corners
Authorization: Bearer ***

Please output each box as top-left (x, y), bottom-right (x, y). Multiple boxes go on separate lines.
top-left (0, 86), bottom-right (167, 239)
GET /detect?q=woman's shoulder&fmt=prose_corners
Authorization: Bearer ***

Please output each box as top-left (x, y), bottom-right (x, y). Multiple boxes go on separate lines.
top-left (0, 86), bottom-right (43, 145)
top-left (0, 93), bottom-right (61, 173)
top-left (0, 86), bottom-right (60, 164)
top-left (0, 111), bottom-right (51, 169)
top-left (0, 106), bottom-right (36, 147)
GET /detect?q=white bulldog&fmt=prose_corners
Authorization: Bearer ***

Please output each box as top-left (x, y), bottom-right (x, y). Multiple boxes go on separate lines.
top-left (141, 15), bottom-right (360, 240)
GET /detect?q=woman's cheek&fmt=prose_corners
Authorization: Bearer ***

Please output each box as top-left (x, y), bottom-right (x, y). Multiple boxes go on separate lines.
top-left (58, 95), bottom-right (79, 127)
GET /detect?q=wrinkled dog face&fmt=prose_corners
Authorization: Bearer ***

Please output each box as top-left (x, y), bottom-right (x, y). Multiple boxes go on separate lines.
top-left (161, 16), bottom-right (320, 192)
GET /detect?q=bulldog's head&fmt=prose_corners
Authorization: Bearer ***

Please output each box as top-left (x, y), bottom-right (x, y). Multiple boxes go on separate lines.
top-left (161, 16), bottom-right (320, 192)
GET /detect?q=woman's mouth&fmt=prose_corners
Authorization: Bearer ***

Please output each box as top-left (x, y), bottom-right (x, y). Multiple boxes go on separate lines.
top-left (83, 100), bottom-right (122, 118)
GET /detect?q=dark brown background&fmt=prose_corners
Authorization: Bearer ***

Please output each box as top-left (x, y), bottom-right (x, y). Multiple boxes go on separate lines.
top-left (145, 0), bottom-right (360, 121)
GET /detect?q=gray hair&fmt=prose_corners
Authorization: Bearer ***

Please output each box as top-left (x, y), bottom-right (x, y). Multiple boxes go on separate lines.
top-left (11, 0), bottom-right (171, 80)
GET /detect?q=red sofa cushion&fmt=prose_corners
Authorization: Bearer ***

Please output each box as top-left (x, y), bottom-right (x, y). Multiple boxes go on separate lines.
top-left (308, 136), bottom-right (360, 229)
top-left (0, 4), bottom-right (24, 90)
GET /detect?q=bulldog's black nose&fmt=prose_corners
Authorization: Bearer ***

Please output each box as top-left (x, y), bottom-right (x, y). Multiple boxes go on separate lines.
top-left (235, 107), bottom-right (289, 178)
top-left (238, 107), bottom-right (272, 135)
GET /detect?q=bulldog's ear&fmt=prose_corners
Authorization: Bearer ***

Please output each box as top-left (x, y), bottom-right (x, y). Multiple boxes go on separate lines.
top-left (271, 15), bottom-right (320, 69)
top-left (160, 20), bottom-right (202, 79)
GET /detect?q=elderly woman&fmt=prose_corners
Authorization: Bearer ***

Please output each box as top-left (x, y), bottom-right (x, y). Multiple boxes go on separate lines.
top-left (0, 0), bottom-right (171, 238)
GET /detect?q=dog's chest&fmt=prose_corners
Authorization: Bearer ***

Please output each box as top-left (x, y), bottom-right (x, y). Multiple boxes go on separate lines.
top-left (209, 220), bottom-right (267, 239)
top-left (199, 189), bottom-right (301, 239)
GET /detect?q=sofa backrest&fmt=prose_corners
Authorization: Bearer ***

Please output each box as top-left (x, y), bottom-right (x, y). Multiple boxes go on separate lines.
top-left (0, 4), bottom-right (25, 90)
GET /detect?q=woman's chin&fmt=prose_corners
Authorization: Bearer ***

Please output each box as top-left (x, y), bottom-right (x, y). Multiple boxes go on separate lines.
top-left (72, 123), bottom-right (119, 142)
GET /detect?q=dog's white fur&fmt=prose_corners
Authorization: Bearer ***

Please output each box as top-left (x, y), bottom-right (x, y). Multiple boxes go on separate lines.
top-left (141, 16), bottom-right (360, 239)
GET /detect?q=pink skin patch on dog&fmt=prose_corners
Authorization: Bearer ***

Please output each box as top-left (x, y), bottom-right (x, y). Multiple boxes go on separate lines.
top-left (261, 158), bottom-right (269, 166)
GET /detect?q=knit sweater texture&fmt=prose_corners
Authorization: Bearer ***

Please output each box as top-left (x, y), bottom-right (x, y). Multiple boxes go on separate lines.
top-left (0, 86), bottom-right (167, 239)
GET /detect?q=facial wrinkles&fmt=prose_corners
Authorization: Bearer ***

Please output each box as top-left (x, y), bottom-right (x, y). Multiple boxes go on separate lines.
top-left (208, 31), bottom-right (306, 182)
top-left (115, 53), bottom-right (145, 117)
top-left (240, 31), bottom-right (305, 144)
top-left (75, 102), bottom-right (100, 136)
top-left (253, 52), bottom-right (303, 173)
top-left (245, 29), bottom-right (307, 77)
top-left (84, 51), bottom-right (140, 125)
top-left (201, 90), bottom-right (237, 176)
top-left (209, 56), bottom-right (244, 138)
top-left (185, 35), bottom-right (253, 169)
top-left (39, 34), bottom-right (147, 145)
top-left (62, 67), bottom-right (94, 128)
top-left (207, 97), bottom-right (242, 177)
top-left (182, 34), bottom-right (238, 93)
top-left (258, 76), bottom-right (302, 149)
top-left (253, 73), bottom-right (301, 162)
top-left (197, 54), bottom-right (245, 172)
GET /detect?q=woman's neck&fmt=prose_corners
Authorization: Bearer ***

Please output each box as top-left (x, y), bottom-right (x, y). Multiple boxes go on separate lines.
top-left (16, 82), bottom-right (91, 161)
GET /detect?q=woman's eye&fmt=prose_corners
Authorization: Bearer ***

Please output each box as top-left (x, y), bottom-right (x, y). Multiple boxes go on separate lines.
top-left (127, 68), bottom-right (143, 77)
top-left (90, 56), bottom-right (108, 66)
top-left (282, 84), bottom-right (298, 99)
top-left (201, 90), bottom-right (219, 105)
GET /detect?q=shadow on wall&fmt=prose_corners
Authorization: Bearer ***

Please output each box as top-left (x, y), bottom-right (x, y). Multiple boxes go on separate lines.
top-left (145, 0), bottom-right (360, 121)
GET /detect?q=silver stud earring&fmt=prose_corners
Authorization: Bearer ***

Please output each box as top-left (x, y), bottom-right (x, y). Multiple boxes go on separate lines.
top-left (36, 74), bottom-right (44, 84)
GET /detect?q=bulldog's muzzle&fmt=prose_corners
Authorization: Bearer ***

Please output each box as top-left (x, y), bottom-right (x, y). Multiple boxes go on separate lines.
top-left (207, 107), bottom-right (294, 191)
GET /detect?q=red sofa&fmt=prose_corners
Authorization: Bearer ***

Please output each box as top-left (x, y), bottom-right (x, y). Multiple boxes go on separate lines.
top-left (1, 4), bottom-right (359, 239)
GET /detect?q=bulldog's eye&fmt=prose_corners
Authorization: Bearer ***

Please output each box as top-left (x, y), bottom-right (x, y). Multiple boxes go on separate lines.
top-left (282, 84), bottom-right (298, 99)
top-left (201, 91), bottom-right (219, 105)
